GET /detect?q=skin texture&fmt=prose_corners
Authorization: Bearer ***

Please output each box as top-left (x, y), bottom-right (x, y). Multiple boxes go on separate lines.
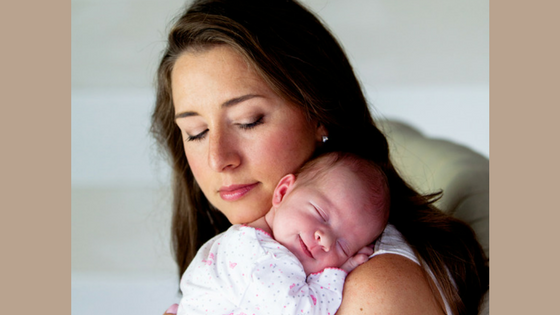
top-left (263, 165), bottom-right (384, 275)
top-left (172, 46), bottom-right (325, 224)
top-left (336, 254), bottom-right (446, 315)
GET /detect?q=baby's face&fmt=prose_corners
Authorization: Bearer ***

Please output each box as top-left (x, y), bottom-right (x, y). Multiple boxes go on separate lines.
top-left (270, 164), bottom-right (386, 275)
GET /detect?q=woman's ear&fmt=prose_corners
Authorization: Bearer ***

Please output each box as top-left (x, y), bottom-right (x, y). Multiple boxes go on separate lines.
top-left (272, 174), bottom-right (296, 207)
top-left (315, 122), bottom-right (328, 143)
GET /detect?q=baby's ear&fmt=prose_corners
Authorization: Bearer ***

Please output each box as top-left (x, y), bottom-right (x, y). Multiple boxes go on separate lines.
top-left (272, 174), bottom-right (296, 207)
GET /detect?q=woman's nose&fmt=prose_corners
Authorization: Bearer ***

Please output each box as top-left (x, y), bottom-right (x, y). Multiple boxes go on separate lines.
top-left (315, 230), bottom-right (334, 252)
top-left (207, 129), bottom-right (241, 172)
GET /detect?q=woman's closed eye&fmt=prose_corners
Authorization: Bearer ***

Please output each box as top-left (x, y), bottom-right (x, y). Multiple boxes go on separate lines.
top-left (237, 115), bottom-right (264, 130)
top-left (185, 115), bottom-right (264, 142)
top-left (186, 129), bottom-right (208, 142)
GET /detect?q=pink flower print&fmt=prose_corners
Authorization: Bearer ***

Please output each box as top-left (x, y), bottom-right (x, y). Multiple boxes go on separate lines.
top-left (229, 261), bottom-right (237, 269)
top-left (310, 294), bottom-right (317, 305)
top-left (290, 283), bottom-right (296, 289)
top-left (202, 253), bottom-right (215, 265)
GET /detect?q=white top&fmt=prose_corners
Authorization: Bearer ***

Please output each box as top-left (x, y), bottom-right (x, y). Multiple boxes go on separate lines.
top-left (178, 224), bottom-right (348, 315)
top-left (371, 224), bottom-right (454, 315)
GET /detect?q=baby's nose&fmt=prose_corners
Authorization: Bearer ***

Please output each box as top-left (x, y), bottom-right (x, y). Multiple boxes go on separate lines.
top-left (315, 230), bottom-right (334, 252)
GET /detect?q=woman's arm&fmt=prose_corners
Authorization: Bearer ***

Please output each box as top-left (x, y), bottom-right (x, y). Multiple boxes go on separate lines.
top-left (335, 254), bottom-right (446, 315)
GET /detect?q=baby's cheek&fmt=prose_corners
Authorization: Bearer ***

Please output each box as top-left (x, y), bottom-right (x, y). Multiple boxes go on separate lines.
top-left (324, 254), bottom-right (346, 269)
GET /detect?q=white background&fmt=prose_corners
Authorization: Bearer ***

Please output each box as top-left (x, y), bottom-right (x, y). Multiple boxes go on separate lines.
top-left (71, 1), bottom-right (488, 314)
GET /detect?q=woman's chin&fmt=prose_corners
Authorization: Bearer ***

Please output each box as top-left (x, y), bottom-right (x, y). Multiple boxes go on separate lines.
top-left (219, 201), bottom-right (271, 225)
top-left (222, 206), bottom-right (269, 225)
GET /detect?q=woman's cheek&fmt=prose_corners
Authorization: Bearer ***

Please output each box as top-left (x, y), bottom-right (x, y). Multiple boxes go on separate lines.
top-left (184, 150), bottom-right (212, 196)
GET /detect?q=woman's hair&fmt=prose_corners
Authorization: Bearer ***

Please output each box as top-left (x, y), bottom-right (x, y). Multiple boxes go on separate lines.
top-left (150, 0), bottom-right (488, 314)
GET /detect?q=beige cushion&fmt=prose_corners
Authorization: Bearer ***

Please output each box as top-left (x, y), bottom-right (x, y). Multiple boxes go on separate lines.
top-left (378, 120), bottom-right (489, 315)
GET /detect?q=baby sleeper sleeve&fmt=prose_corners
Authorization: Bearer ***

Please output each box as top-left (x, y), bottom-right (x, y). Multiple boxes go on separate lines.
top-left (178, 225), bottom-right (267, 314)
top-left (238, 228), bottom-right (347, 315)
top-left (179, 225), bottom-right (347, 315)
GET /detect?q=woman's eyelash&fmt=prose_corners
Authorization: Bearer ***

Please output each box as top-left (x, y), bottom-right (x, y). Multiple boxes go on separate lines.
top-left (186, 129), bottom-right (208, 142)
top-left (238, 115), bottom-right (264, 130)
top-left (185, 116), bottom-right (264, 142)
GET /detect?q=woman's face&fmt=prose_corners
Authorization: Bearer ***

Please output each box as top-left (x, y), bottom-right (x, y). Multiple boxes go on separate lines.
top-left (172, 45), bottom-right (325, 224)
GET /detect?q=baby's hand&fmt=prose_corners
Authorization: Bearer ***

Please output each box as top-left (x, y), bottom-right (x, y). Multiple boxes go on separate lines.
top-left (163, 304), bottom-right (178, 315)
top-left (340, 245), bottom-right (374, 273)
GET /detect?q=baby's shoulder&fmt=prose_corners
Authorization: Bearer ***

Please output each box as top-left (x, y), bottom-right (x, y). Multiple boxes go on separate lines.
top-left (216, 225), bottom-right (270, 257)
top-left (222, 224), bottom-right (272, 243)
top-left (226, 225), bottom-right (299, 263)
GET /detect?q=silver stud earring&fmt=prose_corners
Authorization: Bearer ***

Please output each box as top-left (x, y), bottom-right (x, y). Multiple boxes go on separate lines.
top-left (322, 135), bottom-right (328, 143)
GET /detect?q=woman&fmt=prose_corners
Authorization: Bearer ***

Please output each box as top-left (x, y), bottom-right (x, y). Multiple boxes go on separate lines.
top-left (151, 0), bottom-right (488, 314)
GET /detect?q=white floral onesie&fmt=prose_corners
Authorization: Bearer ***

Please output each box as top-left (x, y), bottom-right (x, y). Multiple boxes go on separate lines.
top-left (178, 224), bottom-right (347, 315)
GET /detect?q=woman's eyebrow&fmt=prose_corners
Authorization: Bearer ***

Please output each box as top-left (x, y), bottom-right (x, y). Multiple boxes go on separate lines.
top-left (222, 94), bottom-right (261, 108)
top-left (174, 94), bottom-right (262, 120)
top-left (175, 111), bottom-right (198, 119)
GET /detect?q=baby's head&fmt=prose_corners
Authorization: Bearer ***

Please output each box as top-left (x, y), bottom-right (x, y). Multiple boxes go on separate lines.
top-left (265, 152), bottom-right (390, 275)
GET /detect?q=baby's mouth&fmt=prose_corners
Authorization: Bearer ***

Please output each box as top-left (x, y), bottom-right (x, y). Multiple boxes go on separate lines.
top-left (299, 235), bottom-right (314, 259)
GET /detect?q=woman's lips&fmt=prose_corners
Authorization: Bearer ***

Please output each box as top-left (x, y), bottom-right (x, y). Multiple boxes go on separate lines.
top-left (299, 236), bottom-right (314, 259)
top-left (218, 183), bottom-right (258, 201)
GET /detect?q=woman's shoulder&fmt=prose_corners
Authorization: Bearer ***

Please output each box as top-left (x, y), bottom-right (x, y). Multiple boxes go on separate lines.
top-left (336, 254), bottom-right (446, 315)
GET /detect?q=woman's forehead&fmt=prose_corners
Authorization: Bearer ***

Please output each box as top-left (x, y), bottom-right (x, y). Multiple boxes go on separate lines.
top-left (171, 47), bottom-right (274, 112)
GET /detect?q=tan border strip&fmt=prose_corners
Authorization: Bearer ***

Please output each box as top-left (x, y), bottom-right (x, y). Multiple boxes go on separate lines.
top-left (1, 0), bottom-right (70, 314)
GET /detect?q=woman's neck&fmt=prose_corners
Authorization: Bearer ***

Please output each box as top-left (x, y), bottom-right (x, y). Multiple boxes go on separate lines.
top-left (247, 214), bottom-right (273, 236)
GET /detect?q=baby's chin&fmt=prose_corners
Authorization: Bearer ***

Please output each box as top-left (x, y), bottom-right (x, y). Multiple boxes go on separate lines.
top-left (302, 263), bottom-right (328, 276)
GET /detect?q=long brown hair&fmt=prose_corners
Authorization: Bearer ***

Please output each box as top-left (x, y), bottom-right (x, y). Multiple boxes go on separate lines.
top-left (151, 1), bottom-right (488, 314)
